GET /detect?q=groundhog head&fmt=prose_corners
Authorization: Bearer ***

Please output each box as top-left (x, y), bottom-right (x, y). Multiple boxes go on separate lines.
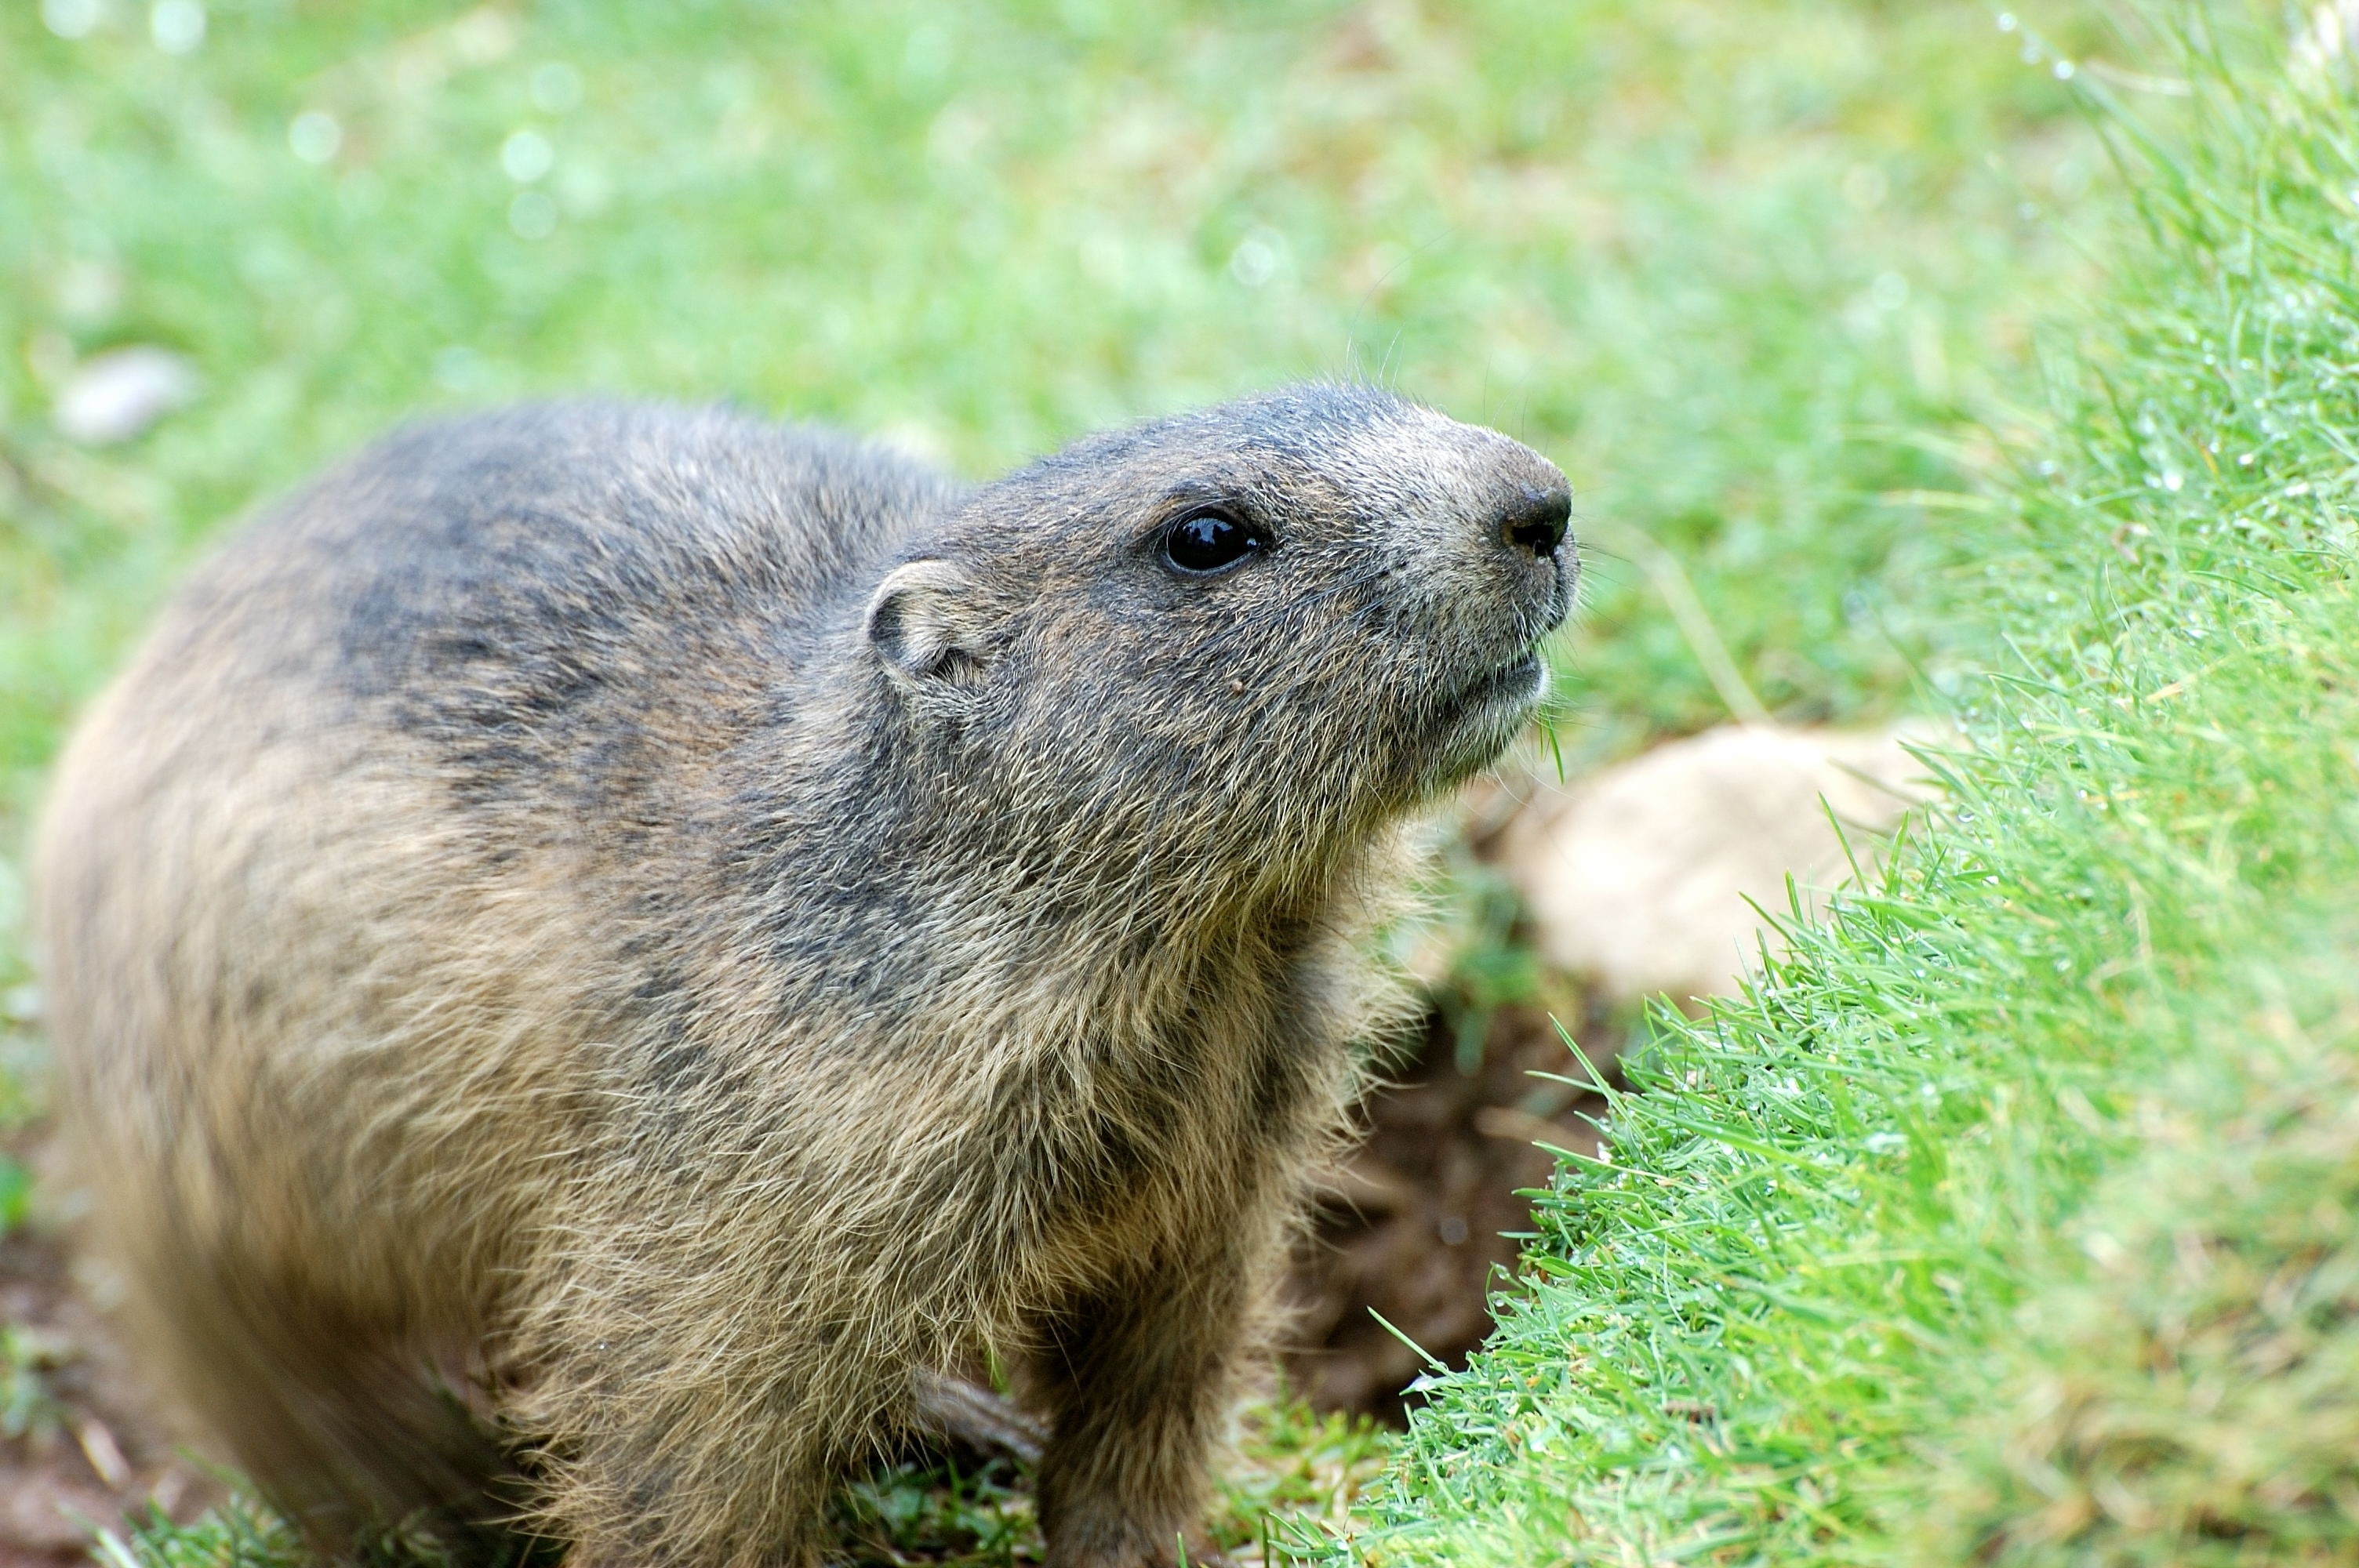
top-left (859, 383), bottom-right (1573, 892)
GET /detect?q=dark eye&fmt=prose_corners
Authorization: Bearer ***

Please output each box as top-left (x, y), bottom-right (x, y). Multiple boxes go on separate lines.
top-left (1161, 509), bottom-right (1268, 575)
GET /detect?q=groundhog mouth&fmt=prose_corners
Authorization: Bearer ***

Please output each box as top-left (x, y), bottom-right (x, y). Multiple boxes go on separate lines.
top-left (1420, 647), bottom-right (1548, 750)
top-left (1451, 649), bottom-right (1547, 715)
top-left (1414, 648), bottom-right (1548, 781)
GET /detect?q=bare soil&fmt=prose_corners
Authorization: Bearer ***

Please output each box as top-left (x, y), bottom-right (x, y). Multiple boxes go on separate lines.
top-left (0, 1214), bottom-right (220, 1567)
top-left (1282, 1001), bottom-right (1616, 1423)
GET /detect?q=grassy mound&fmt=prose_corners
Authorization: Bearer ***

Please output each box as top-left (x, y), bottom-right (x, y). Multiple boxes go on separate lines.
top-left (1338, 13), bottom-right (2359, 1565)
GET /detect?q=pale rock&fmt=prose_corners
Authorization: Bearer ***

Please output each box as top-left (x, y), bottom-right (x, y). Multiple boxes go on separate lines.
top-left (1495, 722), bottom-right (1941, 1006)
top-left (52, 345), bottom-right (197, 445)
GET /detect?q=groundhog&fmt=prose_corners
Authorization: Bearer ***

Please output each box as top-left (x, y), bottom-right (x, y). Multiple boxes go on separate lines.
top-left (33, 385), bottom-right (1573, 1568)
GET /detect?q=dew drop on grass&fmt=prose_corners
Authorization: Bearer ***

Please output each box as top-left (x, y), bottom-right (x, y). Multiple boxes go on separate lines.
top-left (42, 0), bottom-right (98, 39)
top-left (502, 128), bottom-right (555, 183)
top-left (289, 111), bottom-right (342, 165)
top-left (149, 0), bottom-right (202, 53)
top-left (1229, 229), bottom-right (1282, 289)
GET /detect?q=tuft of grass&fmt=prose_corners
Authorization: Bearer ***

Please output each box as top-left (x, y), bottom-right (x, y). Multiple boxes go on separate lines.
top-left (1217, 1399), bottom-right (1394, 1563)
top-left (95, 1497), bottom-right (306, 1568)
top-left (79, 1395), bottom-right (1383, 1568)
top-left (1332, 8), bottom-right (2359, 1564)
top-left (829, 1455), bottom-right (1038, 1566)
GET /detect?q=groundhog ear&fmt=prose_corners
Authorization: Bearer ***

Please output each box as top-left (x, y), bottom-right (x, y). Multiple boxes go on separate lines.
top-left (865, 560), bottom-right (983, 684)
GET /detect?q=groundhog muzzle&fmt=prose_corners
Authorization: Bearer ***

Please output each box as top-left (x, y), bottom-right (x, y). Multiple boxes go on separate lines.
top-left (34, 384), bottom-right (1573, 1568)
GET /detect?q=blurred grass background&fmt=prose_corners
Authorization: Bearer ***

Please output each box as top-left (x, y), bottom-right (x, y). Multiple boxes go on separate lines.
top-left (2, 0), bottom-right (2127, 1557)
top-left (1, 0), bottom-right (2120, 826)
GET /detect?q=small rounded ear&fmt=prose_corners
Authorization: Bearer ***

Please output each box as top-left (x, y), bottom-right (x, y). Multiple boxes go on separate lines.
top-left (865, 559), bottom-right (983, 684)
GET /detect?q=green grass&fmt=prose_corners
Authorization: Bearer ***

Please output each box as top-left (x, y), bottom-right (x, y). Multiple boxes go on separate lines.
top-left (1, 0), bottom-right (2129, 1560)
top-left (95, 1496), bottom-right (306, 1568)
top-left (1336, 9), bottom-right (2359, 1563)
top-left (87, 1401), bottom-right (1389, 1568)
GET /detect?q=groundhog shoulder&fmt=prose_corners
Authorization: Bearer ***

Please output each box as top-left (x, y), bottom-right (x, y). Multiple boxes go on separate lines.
top-left (133, 401), bottom-right (957, 828)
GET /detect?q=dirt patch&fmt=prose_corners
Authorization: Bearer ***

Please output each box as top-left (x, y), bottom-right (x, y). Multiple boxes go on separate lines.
top-left (1283, 1000), bottom-right (1618, 1423)
top-left (0, 1214), bottom-right (220, 1567)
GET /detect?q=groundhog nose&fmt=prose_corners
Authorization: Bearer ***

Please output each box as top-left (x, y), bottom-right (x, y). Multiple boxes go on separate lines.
top-left (1499, 487), bottom-right (1570, 561)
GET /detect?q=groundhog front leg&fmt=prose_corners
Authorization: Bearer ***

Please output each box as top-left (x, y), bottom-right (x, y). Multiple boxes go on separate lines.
top-left (1029, 1218), bottom-right (1280, 1568)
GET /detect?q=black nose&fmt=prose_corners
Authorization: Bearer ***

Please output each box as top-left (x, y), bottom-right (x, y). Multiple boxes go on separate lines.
top-left (1499, 488), bottom-right (1570, 560)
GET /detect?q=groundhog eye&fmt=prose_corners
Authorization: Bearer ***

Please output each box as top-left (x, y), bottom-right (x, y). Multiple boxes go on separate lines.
top-left (1161, 509), bottom-right (1268, 575)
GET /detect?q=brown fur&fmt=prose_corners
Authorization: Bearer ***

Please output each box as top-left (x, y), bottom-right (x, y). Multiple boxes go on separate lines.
top-left (32, 387), bottom-right (1572, 1567)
